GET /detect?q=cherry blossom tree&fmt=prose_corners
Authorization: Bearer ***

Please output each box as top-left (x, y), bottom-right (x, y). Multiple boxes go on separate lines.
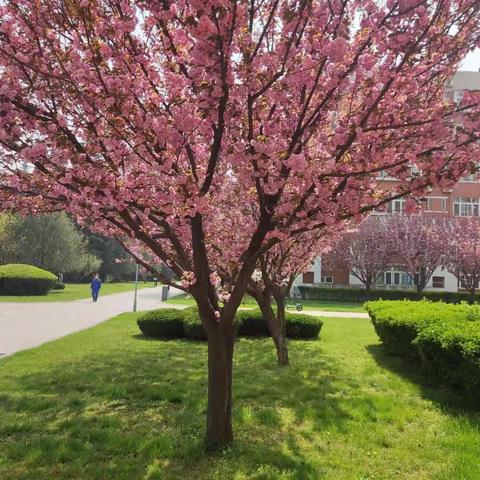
top-left (248, 231), bottom-right (339, 366)
top-left (444, 217), bottom-right (480, 299)
top-left (326, 216), bottom-right (394, 292)
top-left (1, 0), bottom-right (480, 449)
top-left (389, 214), bottom-right (447, 292)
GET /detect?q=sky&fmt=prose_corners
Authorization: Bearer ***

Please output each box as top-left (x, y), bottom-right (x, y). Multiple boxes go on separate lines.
top-left (460, 48), bottom-right (480, 71)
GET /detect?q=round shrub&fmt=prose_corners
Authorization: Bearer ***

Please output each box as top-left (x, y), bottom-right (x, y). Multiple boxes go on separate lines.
top-left (237, 309), bottom-right (270, 337)
top-left (52, 281), bottom-right (66, 290)
top-left (137, 308), bottom-right (185, 339)
top-left (183, 307), bottom-right (242, 341)
top-left (285, 313), bottom-right (323, 339)
top-left (0, 264), bottom-right (57, 295)
top-left (183, 306), bottom-right (207, 341)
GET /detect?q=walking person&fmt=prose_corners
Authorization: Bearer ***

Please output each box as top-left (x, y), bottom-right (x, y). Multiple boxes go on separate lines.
top-left (91, 273), bottom-right (102, 302)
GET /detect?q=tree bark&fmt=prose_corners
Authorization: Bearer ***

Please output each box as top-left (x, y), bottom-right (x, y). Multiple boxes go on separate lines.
top-left (204, 316), bottom-right (235, 451)
top-left (272, 290), bottom-right (289, 367)
top-left (253, 289), bottom-right (290, 367)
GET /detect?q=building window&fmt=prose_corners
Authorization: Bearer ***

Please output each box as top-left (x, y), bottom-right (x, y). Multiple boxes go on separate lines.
top-left (386, 198), bottom-right (406, 214)
top-left (453, 90), bottom-right (464, 104)
top-left (460, 173), bottom-right (478, 182)
top-left (453, 197), bottom-right (480, 217)
top-left (410, 165), bottom-right (422, 177)
top-left (321, 275), bottom-right (333, 284)
top-left (424, 197), bottom-right (448, 212)
top-left (432, 276), bottom-right (445, 289)
top-left (378, 268), bottom-right (412, 286)
top-left (378, 170), bottom-right (396, 181)
top-left (302, 271), bottom-right (314, 284)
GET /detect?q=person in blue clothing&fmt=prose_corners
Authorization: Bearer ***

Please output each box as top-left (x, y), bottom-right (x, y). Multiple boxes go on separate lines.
top-left (91, 273), bottom-right (102, 302)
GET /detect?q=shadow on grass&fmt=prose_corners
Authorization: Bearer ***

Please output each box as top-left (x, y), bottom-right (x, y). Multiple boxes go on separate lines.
top-left (366, 343), bottom-right (480, 417)
top-left (1, 338), bottom-right (356, 479)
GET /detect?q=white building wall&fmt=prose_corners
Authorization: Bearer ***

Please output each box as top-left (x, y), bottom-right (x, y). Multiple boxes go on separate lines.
top-left (423, 267), bottom-right (458, 292)
top-left (292, 257), bottom-right (322, 287)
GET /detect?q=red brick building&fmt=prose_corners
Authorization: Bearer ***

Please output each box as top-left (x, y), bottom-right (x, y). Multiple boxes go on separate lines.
top-left (295, 72), bottom-right (480, 293)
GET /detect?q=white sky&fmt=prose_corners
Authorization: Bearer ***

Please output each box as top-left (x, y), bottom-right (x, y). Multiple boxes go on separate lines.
top-left (460, 48), bottom-right (480, 71)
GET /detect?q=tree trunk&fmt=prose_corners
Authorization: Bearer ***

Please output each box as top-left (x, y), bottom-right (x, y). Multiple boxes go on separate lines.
top-left (205, 318), bottom-right (235, 451)
top-left (273, 291), bottom-right (289, 367)
top-left (254, 290), bottom-right (289, 367)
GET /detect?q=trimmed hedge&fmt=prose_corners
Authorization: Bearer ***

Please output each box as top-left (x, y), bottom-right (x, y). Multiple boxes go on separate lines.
top-left (237, 309), bottom-right (270, 337)
top-left (299, 285), bottom-right (480, 304)
top-left (285, 312), bottom-right (323, 339)
top-left (0, 264), bottom-right (57, 295)
top-left (52, 282), bottom-right (66, 290)
top-left (366, 300), bottom-right (480, 399)
top-left (137, 307), bottom-right (322, 340)
top-left (137, 308), bottom-right (185, 339)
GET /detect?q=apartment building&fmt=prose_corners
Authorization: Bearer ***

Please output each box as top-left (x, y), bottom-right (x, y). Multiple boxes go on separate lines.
top-left (296, 71), bottom-right (480, 293)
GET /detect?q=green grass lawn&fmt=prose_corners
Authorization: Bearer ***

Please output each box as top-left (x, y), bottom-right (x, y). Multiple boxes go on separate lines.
top-left (0, 282), bottom-right (153, 303)
top-left (1, 314), bottom-right (479, 479)
top-left (166, 293), bottom-right (365, 312)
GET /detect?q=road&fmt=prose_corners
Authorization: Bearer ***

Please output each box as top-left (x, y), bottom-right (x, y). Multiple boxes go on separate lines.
top-left (0, 286), bottom-right (182, 357)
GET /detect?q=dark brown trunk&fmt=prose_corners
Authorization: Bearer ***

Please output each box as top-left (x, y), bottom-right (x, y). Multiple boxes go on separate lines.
top-left (204, 317), bottom-right (235, 451)
top-left (273, 291), bottom-right (289, 367)
top-left (255, 290), bottom-right (289, 367)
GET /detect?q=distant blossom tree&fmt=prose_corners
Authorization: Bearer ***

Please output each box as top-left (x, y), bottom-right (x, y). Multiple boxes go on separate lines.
top-left (444, 218), bottom-right (480, 299)
top-left (1, 0), bottom-right (480, 449)
top-left (389, 214), bottom-right (447, 293)
top-left (326, 216), bottom-right (394, 292)
top-left (248, 230), bottom-right (339, 366)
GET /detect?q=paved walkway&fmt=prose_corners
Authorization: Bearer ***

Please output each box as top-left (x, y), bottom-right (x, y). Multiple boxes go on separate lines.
top-left (302, 310), bottom-right (368, 318)
top-left (0, 286), bottom-right (182, 357)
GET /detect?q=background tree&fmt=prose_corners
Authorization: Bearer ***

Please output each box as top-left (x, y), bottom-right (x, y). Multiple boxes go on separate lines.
top-left (248, 233), bottom-right (334, 366)
top-left (1, 213), bottom-right (101, 277)
top-left (326, 217), bottom-right (393, 292)
top-left (85, 233), bottom-right (137, 282)
top-left (444, 218), bottom-right (480, 299)
top-left (1, 0), bottom-right (480, 449)
top-left (389, 214), bottom-right (447, 293)
top-left (0, 213), bottom-right (17, 265)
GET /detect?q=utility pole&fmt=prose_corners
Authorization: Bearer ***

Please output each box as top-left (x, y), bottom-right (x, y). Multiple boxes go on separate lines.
top-left (133, 263), bottom-right (139, 312)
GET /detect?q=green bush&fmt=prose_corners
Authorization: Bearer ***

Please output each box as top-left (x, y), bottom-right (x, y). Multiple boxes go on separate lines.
top-left (415, 320), bottom-right (480, 396)
top-left (236, 308), bottom-right (322, 339)
top-left (137, 307), bottom-right (322, 341)
top-left (299, 285), bottom-right (480, 304)
top-left (0, 264), bottom-right (57, 295)
top-left (52, 281), bottom-right (66, 290)
top-left (237, 309), bottom-right (270, 337)
top-left (137, 308), bottom-right (185, 339)
top-left (366, 300), bottom-right (480, 399)
top-left (285, 313), bottom-right (323, 339)
top-left (183, 306), bottom-right (207, 341)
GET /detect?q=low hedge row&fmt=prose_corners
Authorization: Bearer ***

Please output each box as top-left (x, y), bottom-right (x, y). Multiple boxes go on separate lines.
top-left (0, 264), bottom-right (57, 295)
top-left (366, 300), bottom-right (480, 398)
top-left (137, 307), bottom-right (323, 340)
top-left (299, 285), bottom-right (480, 304)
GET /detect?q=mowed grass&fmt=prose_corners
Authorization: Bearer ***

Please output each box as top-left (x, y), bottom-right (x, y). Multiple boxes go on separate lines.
top-left (0, 282), bottom-right (153, 302)
top-left (1, 315), bottom-right (479, 479)
top-left (166, 293), bottom-right (365, 313)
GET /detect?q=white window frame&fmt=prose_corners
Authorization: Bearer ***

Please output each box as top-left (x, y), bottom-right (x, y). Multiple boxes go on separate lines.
top-left (321, 275), bottom-right (333, 284)
top-left (453, 197), bottom-right (480, 217)
top-left (424, 196), bottom-right (448, 212)
top-left (460, 173), bottom-right (478, 183)
top-left (386, 198), bottom-right (406, 214)
top-left (378, 170), bottom-right (397, 181)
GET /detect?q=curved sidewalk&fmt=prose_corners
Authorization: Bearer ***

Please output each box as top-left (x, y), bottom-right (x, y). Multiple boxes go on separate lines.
top-left (0, 286), bottom-right (182, 357)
